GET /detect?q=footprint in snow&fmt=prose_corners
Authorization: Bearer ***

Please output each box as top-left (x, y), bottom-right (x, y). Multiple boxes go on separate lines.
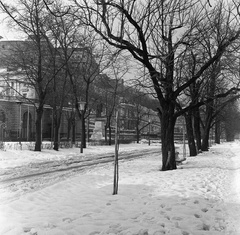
top-left (201, 208), bottom-right (208, 213)
top-left (62, 217), bottom-right (73, 223)
top-left (194, 213), bottom-right (201, 218)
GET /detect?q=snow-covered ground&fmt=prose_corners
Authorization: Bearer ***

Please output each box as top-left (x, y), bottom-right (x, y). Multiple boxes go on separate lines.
top-left (0, 141), bottom-right (240, 235)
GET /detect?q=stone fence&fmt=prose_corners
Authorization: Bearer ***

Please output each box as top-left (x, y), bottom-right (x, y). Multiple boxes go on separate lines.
top-left (0, 141), bottom-right (83, 151)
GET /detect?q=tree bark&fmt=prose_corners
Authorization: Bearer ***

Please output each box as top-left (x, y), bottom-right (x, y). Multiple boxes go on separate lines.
top-left (202, 125), bottom-right (211, 150)
top-left (215, 119), bottom-right (221, 144)
top-left (82, 117), bottom-right (86, 148)
top-left (160, 108), bottom-right (177, 171)
top-left (185, 111), bottom-right (197, 156)
top-left (34, 107), bottom-right (43, 151)
top-left (202, 99), bottom-right (214, 151)
top-left (72, 119), bottom-right (76, 144)
top-left (108, 124), bottom-right (112, 145)
top-left (225, 125), bottom-right (235, 142)
top-left (193, 107), bottom-right (202, 151)
top-left (105, 124), bottom-right (108, 143)
top-left (67, 117), bottom-right (71, 142)
top-left (136, 118), bottom-right (140, 143)
top-left (53, 122), bottom-right (59, 151)
top-left (136, 127), bottom-right (140, 143)
top-left (53, 109), bottom-right (62, 151)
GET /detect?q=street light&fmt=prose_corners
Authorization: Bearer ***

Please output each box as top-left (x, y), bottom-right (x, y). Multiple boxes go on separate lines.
top-left (78, 101), bottom-right (86, 153)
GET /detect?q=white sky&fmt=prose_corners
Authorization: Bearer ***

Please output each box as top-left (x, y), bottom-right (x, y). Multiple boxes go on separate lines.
top-left (0, 15), bottom-right (18, 40)
top-left (0, 5), bottom-right (26, 40)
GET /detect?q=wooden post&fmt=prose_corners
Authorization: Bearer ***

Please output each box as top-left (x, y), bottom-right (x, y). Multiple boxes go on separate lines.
top-left (113, 109), bottom-right (119, 195)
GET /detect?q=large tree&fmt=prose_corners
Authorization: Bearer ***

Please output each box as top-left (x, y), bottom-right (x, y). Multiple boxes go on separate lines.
top-left (73, 0), bottom-right (240, 170)
top-left (0, 0), bottom-right (64, 151)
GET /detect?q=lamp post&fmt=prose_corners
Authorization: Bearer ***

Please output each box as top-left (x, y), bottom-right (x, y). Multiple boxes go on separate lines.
top-left (27, 104), bottom-right (30, 141)
top-left (78, 101), bottom-right (86, 153)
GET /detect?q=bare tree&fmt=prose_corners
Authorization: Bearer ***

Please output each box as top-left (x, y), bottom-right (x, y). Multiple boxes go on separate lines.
top-left (73, 0), bottom-right (240, 170)
top-left (0, 0), bottom-right (65, 151)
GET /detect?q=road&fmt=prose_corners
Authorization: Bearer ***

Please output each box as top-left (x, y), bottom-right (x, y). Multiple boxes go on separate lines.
top-left (0, 148), bottom-right (161, 202)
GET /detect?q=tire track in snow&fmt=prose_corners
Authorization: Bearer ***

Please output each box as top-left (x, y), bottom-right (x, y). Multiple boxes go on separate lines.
top-left (0, 148), bottom-right (161, 202)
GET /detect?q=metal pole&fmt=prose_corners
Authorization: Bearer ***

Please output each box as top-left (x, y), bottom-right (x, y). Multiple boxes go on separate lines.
top-left (148, 120), bottom-right (151, 146)
top-left (19, 103), bottom-right (22, 140)
top-left (70, 109), bottom-right (73, 147)
top-left (80, 111), bottom-right (83, 153)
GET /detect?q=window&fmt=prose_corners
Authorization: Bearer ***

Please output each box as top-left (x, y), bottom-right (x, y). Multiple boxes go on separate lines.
top-left (0, 110), bottom-right (6, 123)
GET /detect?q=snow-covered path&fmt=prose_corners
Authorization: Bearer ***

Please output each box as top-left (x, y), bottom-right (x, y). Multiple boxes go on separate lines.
top-left (218, 142), bottom-right (240, 235)
top-left (0, 146), bottom-right (160, 202)
top-left (0, 142), bottom-right (240, 234)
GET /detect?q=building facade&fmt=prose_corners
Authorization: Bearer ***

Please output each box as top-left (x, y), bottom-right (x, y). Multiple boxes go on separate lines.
top-left (0, 39), bottom-right (161, 145)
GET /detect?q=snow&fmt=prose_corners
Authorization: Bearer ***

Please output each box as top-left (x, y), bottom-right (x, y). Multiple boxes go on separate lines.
top-left (0, 142), bottom-right (240, 235)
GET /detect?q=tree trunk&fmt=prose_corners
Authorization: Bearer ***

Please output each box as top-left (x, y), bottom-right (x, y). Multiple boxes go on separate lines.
top-left (34, 107), bottom-right (43, 151)
top-left (53, 110), bottom-right (62, 151)
top-left (202, 102), bottom-right (214, 151)
top-left (185, 111), bottom-right (197, 156)
top-left (225, 125), bottom-right (235, 142)
top-left (226, 133), bottom-right (234, 141)
top-left (82, 117), bottom-right (86, 148)
top-left (136, 120), bottom-right (140, 143)
top-left (108, 122), bottom-right (112, 145)
top-left (67, 118), bottom-right (71, 142)
top-left (161, 110), bottom-right (177, 171)
top-left (193, 107), bottom-right (202, 151)
top-left (105, 124), bottom-right (107, 143)
top-left (53, 122), bottom-right (60, 151)
top-left (72, 119), bottom-right (76, 144)
top-left (136, 128), bottom-right (140, 143)
top-left (215, 119), bottom-right (221, 144)
top-left (105, 117), bottom-right (112, 145)
top-left (201, 125), bottom-right (211, 151)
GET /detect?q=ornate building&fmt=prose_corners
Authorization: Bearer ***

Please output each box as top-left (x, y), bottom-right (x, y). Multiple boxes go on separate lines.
top-left (0, 38), bottom-right (161, 146)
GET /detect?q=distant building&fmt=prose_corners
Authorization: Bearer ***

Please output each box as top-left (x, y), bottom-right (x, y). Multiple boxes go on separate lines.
top-left (0, 38), bottom-right (161, 145)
